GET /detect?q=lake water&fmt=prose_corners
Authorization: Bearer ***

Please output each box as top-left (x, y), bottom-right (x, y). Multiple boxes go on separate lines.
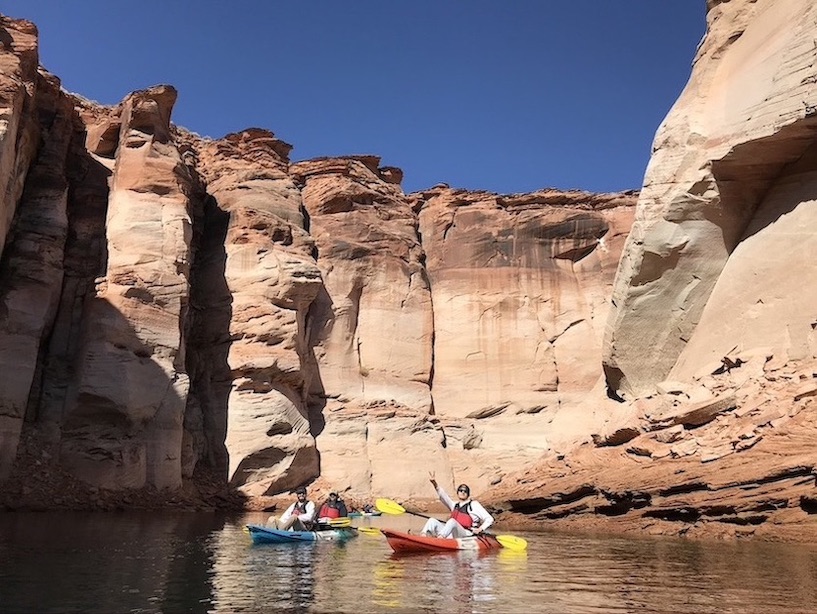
top-left (1, 511), bottom-right (817, 613)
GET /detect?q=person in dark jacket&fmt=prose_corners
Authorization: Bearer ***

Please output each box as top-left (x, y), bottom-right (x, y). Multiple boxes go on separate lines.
top-left (317, 491), bottom-right (348, 522)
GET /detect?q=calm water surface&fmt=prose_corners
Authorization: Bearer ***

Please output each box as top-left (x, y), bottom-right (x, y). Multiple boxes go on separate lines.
top-left (1, 511), bottom-right (816, 613)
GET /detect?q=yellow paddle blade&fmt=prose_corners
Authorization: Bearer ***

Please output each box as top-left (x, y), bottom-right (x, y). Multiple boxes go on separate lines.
top-left (242, 525), bottom-right (250, 534)
top-left (375, 498), bottom-right (406, 515)
top-left (356, 526), bottom-right (382, 536)
top-left (327, 517), bottom-right (352, 527)
top-left (496, 534), bottom-right (528, 551)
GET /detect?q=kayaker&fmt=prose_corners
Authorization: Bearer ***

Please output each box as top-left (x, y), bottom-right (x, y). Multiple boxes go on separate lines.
top-left (317, 491), bottom-right (348, 522)
top-left (268, 486), bottom-right (316, 531)
top-left (421, 472), bottom-right (494, 538)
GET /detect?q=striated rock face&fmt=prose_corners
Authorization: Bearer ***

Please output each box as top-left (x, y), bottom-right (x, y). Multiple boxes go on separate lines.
top-left (0, 17), bottom-right (39, 261)
top-left (486, 0), bottom-right (817, 542)
top-left (0, 14), bottom-right (639, 506)
top-left (0, 60), bottom-right (71, 479)
top-left (0, 12), bottom-right (628, 505)
top-left (292, 156), bottom-right (434, 415)
top-left (290, 156), bottom-right (437, 499)
top-left (492, 354), bottom-right (817, 542)
top-left (0, 14), bottom-right (635, 508)
top-left (60, 86), bottom-right (194, 490)
top-left (189, 129), bottom-right (323, 497)
top-left (418, 186), bottom-right (634, 418)
top-left (6, 1), bottom-right (817, 543)
top-left (604, 0), bottom-right (817, 397)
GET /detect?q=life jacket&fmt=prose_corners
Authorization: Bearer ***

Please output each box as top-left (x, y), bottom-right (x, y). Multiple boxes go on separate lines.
top-left (319, 503), bottom-right (341, 519)
top-left (449, 501), bottom-right (474, 529)
top-left (293, 501), bottom-right (310, 515)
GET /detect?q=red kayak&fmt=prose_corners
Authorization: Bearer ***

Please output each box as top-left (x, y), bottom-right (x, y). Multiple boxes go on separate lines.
top-left (381, 529), bottom-right (502, 553)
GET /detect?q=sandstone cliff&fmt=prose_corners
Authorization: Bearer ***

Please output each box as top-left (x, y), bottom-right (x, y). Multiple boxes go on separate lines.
top-left (3, 1), bottom-right (817, 543)
top-left (489, 0), bottom-right (817, 542)
top-left (0, 13), bottom-right (636, 511)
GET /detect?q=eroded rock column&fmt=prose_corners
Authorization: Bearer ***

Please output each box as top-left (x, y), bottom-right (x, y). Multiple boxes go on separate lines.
top-left (194, 129), bottom-right (323, 496)
top-left (0, 17), bottom-right (40, 261)
top-left (61, 86), bottom-right (193, 489)
top-left (0, 72), bottom-right (72, 478)
top-left (292, 157), bottom-right (435, 497)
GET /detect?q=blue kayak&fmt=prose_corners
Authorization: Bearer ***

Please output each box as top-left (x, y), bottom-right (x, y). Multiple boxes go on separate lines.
top-left (246, 524), bottom-right (357, 545)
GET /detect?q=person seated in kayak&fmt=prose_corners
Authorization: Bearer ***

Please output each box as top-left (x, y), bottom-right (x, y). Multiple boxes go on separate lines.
top-left (317, 491), bottom-right (348, 523)
top-left (421, 472), bottom-right (494, 538)
top-left (268, 486), bottom-right (316, 531)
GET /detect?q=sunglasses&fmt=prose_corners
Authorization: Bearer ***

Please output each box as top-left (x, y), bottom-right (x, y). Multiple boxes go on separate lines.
top-left (457, 488), bottom-right (468, 493)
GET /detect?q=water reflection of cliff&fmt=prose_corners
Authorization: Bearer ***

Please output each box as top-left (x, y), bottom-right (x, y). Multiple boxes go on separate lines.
top-left (208, 523), bottom-right (317, 611)
top-left (0, 512), bottom-right (221, 613)
top-left (370, 549), bottom-right (512, 613)
top-left (6, 515), bottom-right (817, 613)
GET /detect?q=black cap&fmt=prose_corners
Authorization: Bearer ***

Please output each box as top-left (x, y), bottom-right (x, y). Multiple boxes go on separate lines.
top-left (329, 492), bottom-right (338, 497)
top-left (295, 486), bottom-right (307, 495)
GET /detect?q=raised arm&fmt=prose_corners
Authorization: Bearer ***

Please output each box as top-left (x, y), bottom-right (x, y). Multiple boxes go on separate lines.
top-left (429, 471), bottom-right (454, 510)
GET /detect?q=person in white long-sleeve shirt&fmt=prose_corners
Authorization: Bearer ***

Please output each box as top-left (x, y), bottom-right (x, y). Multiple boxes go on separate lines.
top-left (267, 486), bottom-right (316, 531)
top-left (421, 472), bottom-right (494, 538)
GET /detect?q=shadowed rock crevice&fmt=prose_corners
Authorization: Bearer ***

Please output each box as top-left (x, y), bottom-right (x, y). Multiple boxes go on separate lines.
top-left (35, 122), bottom-right (111, 437)
top-left (0, 69), bottom-right (76, 478)
top-left (595, 491), bottom-right (652, 516)
top-left (799, 497), bottom-right (817, 514)
top-left (658, 482), bottom-right (710, 497)
top-left (643, 507), bottom-right (702, 523)
top-left (183, 188), bottom-right (232, 478)
top-left (709, 118), bottom-right (817, 248)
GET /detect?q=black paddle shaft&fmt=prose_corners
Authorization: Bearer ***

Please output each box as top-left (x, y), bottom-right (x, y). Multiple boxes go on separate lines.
top-left (403, 509), bottom-right (432, 519)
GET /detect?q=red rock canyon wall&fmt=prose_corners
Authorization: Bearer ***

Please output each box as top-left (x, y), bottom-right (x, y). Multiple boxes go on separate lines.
top-left (3, 1), bottom-right (817, 542)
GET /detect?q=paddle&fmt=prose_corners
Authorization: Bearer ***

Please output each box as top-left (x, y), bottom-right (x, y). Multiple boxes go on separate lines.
top-left (326, 517), bottom-right (381, 535)
top-left (375, 497), bottom-right (528, 551)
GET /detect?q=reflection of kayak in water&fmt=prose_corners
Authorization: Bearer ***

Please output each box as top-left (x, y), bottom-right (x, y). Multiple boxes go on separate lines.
top-left (348, 511), bottom-right (382, 518)
top-left (246, 524), bottom-right (357, 544)
top-left (381, 529), bottom-right (501, 553)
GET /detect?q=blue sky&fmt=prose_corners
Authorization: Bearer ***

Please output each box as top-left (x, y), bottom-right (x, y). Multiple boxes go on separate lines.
top-left (4, 1), bottom-right (704, 195)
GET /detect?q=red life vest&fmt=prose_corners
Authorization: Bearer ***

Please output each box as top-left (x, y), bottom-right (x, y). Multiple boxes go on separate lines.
top-left (449, 502), bottom-right (474, 529)
top-left (319, 504), bottom-right (341, 519)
